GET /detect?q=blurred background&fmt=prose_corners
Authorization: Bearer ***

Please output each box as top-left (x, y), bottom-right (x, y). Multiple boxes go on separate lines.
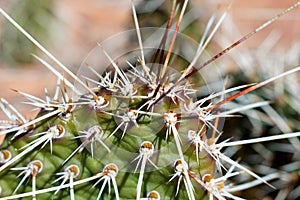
top-left (0, 0), bottom-right (299, 199)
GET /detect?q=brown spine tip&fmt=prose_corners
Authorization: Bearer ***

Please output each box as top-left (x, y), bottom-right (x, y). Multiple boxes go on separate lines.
top-left (103, 163), bottom-right (118, 177)
top-left (202, 173), bottom-right (214, 183)
top-left (55, 124), bottom-right (66, 138)
top-left (29, 160), bottom-right (43, 176)
top-left (147, 190), bottom-right (160, 199)
top-left (173, 159), bottom-right (188, 173)
top-left (0, 149), bottom-right (12, 164)
top-left (140, 141), bottom-right (154, 154)
top-left (66, 164), bottom-right (80, 178)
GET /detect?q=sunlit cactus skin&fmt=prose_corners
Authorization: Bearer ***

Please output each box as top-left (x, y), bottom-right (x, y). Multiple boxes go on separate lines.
top-left (0, 1), bottom-right (300, 200)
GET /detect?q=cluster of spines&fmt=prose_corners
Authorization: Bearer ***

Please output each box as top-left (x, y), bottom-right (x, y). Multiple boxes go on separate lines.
top-left (0, 1), bottom-right (300, 200)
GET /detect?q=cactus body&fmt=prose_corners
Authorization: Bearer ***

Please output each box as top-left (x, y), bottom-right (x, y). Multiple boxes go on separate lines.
top-left (1, 1), bottom-right (300, 200)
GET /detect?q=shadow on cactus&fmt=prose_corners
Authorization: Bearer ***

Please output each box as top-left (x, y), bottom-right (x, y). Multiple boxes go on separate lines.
top-left (0, 1), bottom-right (300, 200)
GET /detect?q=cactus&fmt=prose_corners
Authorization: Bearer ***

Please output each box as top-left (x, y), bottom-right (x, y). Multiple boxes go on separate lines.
top-left (0, 1), bottom-right (300, 200)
